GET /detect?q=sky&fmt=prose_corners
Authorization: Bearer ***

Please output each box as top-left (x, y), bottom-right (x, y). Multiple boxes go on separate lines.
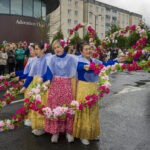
top-left (98, 0), bottom-right (150, 26)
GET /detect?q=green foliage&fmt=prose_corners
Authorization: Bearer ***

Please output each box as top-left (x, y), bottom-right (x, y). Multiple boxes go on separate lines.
top-left (116, 35), bottom-right (127, 49)
top-left (146, 32), bottom-right (150, 45)
top-left (106, 24), bottom-right (120, 37)
top-left (83, 32), bottom-right (101, 46)
top-left (94, 33), bottom-right (101, 46)
top-left (0, 44), bottom-right (3, 49)
top-left (38, 17), bottom-right (50, 42)
top-left (52, 29), bottom-right (64, 43)
top-left (144, 46), bottom-right (150, 51)
top-left (139, 21), bottom-right (150, 45)
top-left (70, 32), bottom-right (82, 45)
top-left (83, 32), bottom-right (90, 43)
top-left (126, 32), bottom-right (140, 48)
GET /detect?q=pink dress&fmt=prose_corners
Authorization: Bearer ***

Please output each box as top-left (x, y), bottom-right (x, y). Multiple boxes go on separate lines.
top-left (44, 76), bottom-right (74, 134)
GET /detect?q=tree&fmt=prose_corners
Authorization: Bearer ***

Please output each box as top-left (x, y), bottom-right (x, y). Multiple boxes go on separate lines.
top-left (83, 32), bottom-right (101, 46)
top-left (38, 17), bottom-right (50, 42)
top-left (106, 23), bottom-right (120, 37)
top-left (139, 21), bottom-right (150, 46)
top-left (94, 33), bottom-right (101, 46)
top-left (83, 32), bottom-right (90, 43)
top-left (126, 32), bottom-right (140, 48)
top-left (116, 36), bottom-right (127, 49)
top-left (70, 32), bottom-right (82, 45)
top-left (0, 44), bottom-right (3, 49)
top-left (52, 29), bottom-right (64, 43)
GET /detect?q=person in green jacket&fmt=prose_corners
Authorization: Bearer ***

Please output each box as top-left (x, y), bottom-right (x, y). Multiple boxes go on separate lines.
top-left (15, 43), bottom-right (25, 71)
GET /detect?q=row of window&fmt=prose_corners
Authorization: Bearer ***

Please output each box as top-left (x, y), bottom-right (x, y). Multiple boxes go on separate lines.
top-left (68, 9), bottom-right (78, 16)
top-left (68, 19), bottom-right (78, 25)
top-left (0, 0), bottom-right (46, 18)
top-left (68, 0), bottom-right (78, 7)
top-left (89, 14), bottom-right (101, 20)
top-left (88, 5), bottom-right (101, 13)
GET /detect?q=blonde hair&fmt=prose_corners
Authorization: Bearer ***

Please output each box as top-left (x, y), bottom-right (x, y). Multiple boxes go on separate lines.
top-left (52, 40), bottom-right (62, 49)
top-left (90, 45), bottom-right (96, 50)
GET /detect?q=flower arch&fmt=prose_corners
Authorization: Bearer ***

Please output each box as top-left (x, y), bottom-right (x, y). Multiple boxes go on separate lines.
top-left (0, 24), bottom-right (150, 132)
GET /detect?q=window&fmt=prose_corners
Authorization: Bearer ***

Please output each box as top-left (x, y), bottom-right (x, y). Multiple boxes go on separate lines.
top-left (90, 5), bottom-right (93, 11)
top-left (96, 7), bottom-right (99, 13)
top-left (42, 1), bottom-right (46, 19)
top-left (89, 22), bottom-right (93, 26)
top-left (96, 16), bottom-right (98, 21)
top-left (96, 24), bottom-right (98, 30)
top-left (68, 9), bottom-right (71, 15)
top-left (75, 10), bottom-right (78, 16)
top-left (112, 17), bottom-right (117, 21)
top-left (23, 0), bottom-right (33, 17)
top-left (106, 8), bottom-right (110, 15)
top-left (75, 1), bottom-right (78, 7)
top-left (112, 10), bottom-right (117, 13)
top-left (68, 19), bottom-right (71, 25)
top-left (34, 0), bottom-right (42, 18)
top-left (11, 0), bottom-right (22, 15)
top-left (88, 5), bottom-right (92, 11)
top-left (0, 0), bottom-right (10, 14)
top-left (101, 8), bottom-right (104, 12)
top-left (68, 0), bottom-right (72, 6)
top-left (74, 20), bottom-right (78, 25)
top-left (89, 13), bottom-right (92, 19)
top-left (101, 16), bottom-right (104, 21)
top-left (67, 29), bottom-right (70, 34)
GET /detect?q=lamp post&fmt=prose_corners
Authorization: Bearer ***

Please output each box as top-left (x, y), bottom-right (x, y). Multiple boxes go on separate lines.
top-left (89, 12), bottom-right (101, 32)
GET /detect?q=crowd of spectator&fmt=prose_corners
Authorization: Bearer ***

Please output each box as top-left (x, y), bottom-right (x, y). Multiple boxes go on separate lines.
top-left (0, 41), bottom-right (29, 75)
top-left (1, 40), bottom-right (149, 76)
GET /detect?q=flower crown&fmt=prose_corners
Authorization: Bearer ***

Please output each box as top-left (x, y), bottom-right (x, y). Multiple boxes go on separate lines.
top-left (44, 43), bottom-right (49, 50)
top-left (60, 39), bottom-right (69, 48)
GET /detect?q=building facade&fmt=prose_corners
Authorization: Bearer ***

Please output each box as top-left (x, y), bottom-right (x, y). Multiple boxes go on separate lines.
top-left (48, 0), bottom-right (84, 42)
top-left (0, 0), bottom-right (59, 43)
top-left (49, 0), bottom-right (142, 41)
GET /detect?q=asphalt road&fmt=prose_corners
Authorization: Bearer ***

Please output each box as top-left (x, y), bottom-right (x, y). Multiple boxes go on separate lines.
top-left (0, 71), bottom-right (150, 150)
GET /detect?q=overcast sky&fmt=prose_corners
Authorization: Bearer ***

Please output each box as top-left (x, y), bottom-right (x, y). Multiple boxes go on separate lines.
top-left (98, 0), bottom-right (150, 26)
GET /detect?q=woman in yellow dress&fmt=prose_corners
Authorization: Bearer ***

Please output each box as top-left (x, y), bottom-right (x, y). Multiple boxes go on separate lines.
top-left (10, 44), bottom-right (36, 126)
top-left (20, 42), bottom-right (50, 136)
top-left (73, 43), bottom-right (102, 145)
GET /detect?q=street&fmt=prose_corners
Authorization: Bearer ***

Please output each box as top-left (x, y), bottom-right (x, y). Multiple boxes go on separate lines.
top-left (0, 71), bottom-right (150, 150)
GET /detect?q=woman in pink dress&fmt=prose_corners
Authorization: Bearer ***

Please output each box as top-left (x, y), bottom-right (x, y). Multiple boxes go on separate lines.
top-left (44, 40), bottom-right (78, 143)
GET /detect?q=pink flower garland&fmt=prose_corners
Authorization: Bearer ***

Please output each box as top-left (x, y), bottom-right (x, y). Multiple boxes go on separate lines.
top-left (89, 62), bottom-right (104, 74)
top-left (0, 81), bottom-right (23, 111)
top-left (69, 23), bottom-right (84, 37)
top-left (101, 25), bottom-right (148, 62)
top-left (1, 22), bottom-right (150, 132)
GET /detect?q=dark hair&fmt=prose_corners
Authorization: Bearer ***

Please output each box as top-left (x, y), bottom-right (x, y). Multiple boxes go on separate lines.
top-left (79, 42), bottom-right (89, 52)
top-left (36, 42), bottom-right (44, 50)
top-left (76, 41), bottom-right (84, 52)
top-left (64, 46), bottom-right (69, 53)
top-left (30, 44), bottom-right (35, 49)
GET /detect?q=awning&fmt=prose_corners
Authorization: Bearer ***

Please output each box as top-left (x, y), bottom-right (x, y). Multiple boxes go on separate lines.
top-left (42, 0), bottom-right (60, 14)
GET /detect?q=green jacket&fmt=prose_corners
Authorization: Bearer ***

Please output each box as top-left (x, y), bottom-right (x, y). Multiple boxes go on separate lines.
top-left (15, 49), bottom-right (25, 60)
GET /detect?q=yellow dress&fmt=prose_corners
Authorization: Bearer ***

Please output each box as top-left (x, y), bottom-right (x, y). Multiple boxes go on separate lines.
top-left (24, 80), bottom-right (33, 119)
top-left (27, 76), bottom-right (48, 130)
top-left (71, 77), bottom-right (77, 99)
top-left (73, 80), bottom-right (100, 140)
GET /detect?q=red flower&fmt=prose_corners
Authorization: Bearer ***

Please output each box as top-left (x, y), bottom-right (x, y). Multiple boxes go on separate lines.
top-left (69, 29), bottom-right (74, 35)
top-left (130, 25), bottom-right (136, 31)
top-left (79, 104), bottom-right (83, 110)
